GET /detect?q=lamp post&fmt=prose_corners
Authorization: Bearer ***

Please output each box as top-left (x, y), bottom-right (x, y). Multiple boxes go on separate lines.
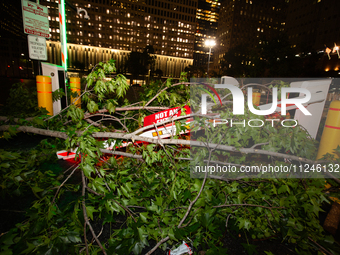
top-left (205, 39), bottom-right (216, 76)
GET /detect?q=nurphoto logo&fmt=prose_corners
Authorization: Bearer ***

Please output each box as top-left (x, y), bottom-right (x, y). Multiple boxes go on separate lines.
top-left (201, 85), bottom-right (312, 116)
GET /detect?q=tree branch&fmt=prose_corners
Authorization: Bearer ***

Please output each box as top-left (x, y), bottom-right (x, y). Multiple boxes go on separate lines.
top-left (212, 203), bottom-right (284, 210)
top-left (52, 165), bottom-right (79, 205)
top-left (81, 171), bottom-right (107, 255)
top-left (1, 124), bottom-right (339, 183)
top-left (145, 237), bottom-right (170, 255)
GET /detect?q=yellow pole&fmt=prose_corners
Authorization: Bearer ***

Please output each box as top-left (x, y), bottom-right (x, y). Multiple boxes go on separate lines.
top-left (70, 77), bottom-right (81, 108)
top-left (252, 92), bottom-right (261, 106)
top-left (317, 100), bottom-right (340, 159)
top-left (36, 75), bottom-right (53, 115)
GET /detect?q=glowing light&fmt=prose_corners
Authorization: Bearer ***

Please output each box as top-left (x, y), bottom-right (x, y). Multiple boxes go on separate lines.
top-left (59, 0), bottom-right (68, 71)
top-left (205, 39), bottom-right (216, 47)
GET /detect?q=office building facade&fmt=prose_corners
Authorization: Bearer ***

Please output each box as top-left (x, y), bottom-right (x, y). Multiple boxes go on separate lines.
top-left (194, 0), bottom-right (220, 67)
top-left (215, 0), bottom-right (288, 71)
top-left (39, 0), bottom-right (198, 78)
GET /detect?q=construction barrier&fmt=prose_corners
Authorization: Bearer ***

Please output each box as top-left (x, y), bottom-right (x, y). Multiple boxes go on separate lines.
top-left (36, 75), bottom-right (53, 115)
top-left (317, 100), bottom-right (340, 159)
top-left (70, 77), bottom-right (81, 108)
top-left (252, 92), bottom-right (261, 106)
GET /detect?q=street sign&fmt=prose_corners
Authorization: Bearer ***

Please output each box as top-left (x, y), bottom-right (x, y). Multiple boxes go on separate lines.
top-left (28, 35), bottom-right (47, 60)
top-left (21, 0), bottom-right (50, 38)
top-left (143, 105), bottom-right (191, 127)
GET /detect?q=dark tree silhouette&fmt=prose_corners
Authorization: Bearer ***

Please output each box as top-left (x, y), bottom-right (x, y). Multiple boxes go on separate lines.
top-left (125, 45), bottom-right (155, 84)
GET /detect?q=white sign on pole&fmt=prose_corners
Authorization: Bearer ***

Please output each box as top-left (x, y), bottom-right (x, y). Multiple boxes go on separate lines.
top-left (22, 0), bottom-right (50, 38)
top-left (28, 35), bottom-right (47, 60)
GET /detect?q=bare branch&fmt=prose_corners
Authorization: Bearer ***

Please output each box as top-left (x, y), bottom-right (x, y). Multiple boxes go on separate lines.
top-left (81, 171), bottom-right (107, 255)
top-left (251, 142), bottom-right (269, 149)
top-left (308, 237), bottom-right (334, 255)
top-left (52, 165), bottom-right (79, 205)
top-left (212, 203), bottom-right (284, 210)
top-left (145, 237), bottom-right (170, 255)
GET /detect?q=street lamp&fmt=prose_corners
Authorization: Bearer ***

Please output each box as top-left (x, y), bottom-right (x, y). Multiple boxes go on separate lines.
top-left (205, 39), bottom-right (216, 75)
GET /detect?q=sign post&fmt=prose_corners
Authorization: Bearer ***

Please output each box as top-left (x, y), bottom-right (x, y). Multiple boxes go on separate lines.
top-left (21, 0), bottom-right (49, 38)
top-left (27, 35), bottom-right (47, 61)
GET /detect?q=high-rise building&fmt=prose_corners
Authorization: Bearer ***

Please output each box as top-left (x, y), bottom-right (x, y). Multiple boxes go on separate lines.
top-left (0, 1), bottom-right (33, 78)
top-left (215, 0), bottom-right (288, 71)
top-left (286, 0), bottom-right (340, 52)
top-left (194, 0), bottom-right (220, 67)
top-left (39, 0), bottom-right (198, 78)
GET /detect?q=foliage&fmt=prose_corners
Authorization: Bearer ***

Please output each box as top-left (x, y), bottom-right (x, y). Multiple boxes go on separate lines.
top-left (52, 88), bottom-right (66, 103)
top-left (0, 59), bottom-right (340, 255)
top-left (1, 83), bottom-right (48, 117)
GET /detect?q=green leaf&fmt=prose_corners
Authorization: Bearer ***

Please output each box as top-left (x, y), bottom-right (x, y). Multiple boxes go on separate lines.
top-left (132, 242), bottom-right (144, 255)
top-left (139, 212), bottom-right (149, 223)
top-left (31, 186), bottom-right (43, 193)
top-left (82, 164), bottom-right (95, 177)
top-left (183, 189), bottom-right (191, 202)
top-left (241, 243), bottom-right (257, 255)
top-left (107, 101), bottom-right (116, 114)
top-left (187, 222), bottom-right (200, 233)
top-left (86, 206), bottom-right (96, 221)
top-left (137, 227), bottom-right (148, 245)
top-left (168, 228), bottom-right (177, 241)
top-left (20, 242), bottom-right (36, 254)
top-left (324, 235), bottom-right (334, 244)
top-left (0, 163), bottom-right (10, 168)
top-left (278, 185), bottom-right (290, 194)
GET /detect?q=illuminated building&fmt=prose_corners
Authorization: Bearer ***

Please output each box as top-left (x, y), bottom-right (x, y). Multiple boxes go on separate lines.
top-left (0, 1), bottom-right (33, 78)
top-left (39, 0), bottom-right (198, 78)
top-left (215, 0), bottom-right (288, 71)
top-left (194, 0), bottom-right (220, 67)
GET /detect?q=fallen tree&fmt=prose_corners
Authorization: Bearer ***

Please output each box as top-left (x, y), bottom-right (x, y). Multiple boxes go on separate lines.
top-left (1, 59), bottom-right (340, 255)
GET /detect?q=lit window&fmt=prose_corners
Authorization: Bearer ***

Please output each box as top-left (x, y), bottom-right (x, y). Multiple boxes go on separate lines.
top-left (107, 9), bottom-right (109, 14)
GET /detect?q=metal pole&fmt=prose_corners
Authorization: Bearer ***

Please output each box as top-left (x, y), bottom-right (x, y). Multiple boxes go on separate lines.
top-left (207, 47), bottom-right (212, 75)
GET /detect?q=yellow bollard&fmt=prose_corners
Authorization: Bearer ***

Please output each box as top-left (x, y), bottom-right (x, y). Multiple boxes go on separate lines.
top-left (317, 100), bottom-right (340, 160)
top-left (70, 77), bottom-right (81, 108)
top-left (252, 92), bottom-right (261, 106)
top-left (36, 75), bottom-right (53, 115)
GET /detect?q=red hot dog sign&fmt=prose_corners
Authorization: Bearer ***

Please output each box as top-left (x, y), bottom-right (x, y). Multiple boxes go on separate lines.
top-left (143, 105), bottom-right (190, 127)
